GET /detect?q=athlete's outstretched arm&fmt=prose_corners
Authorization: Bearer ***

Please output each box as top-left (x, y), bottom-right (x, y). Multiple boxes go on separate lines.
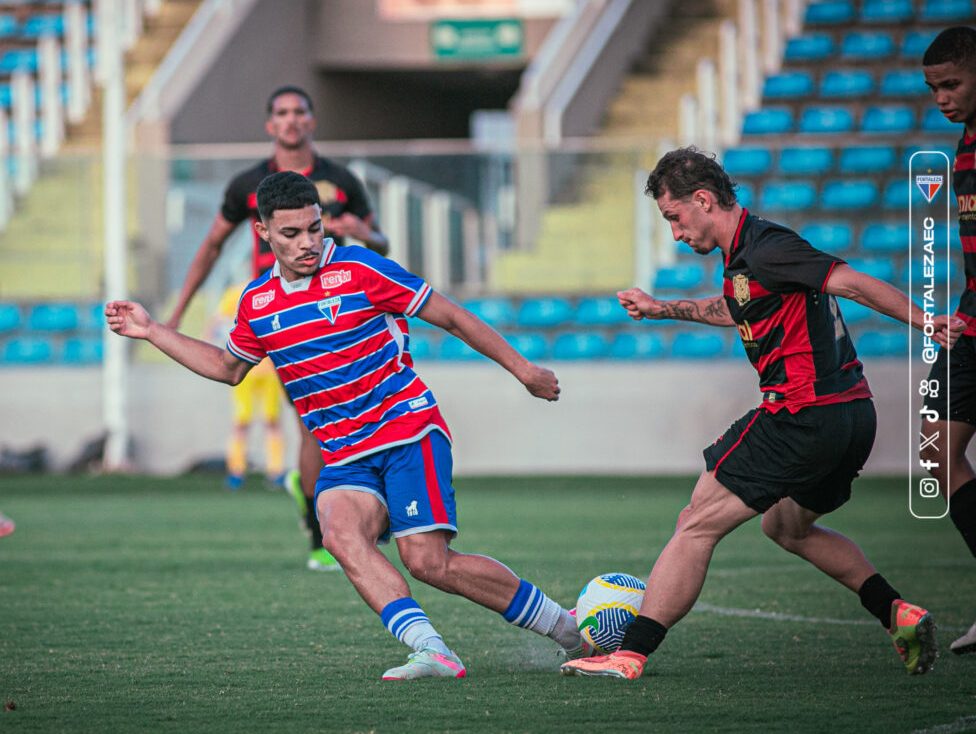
top-left (417, 292), bottom-right (559, 401)
top-left (106, 300), bottom-right (253, 385)
top-left (166, 214), bottom-right (238, 329)
top-left (825, 264), bottom-right (965, 348)
top-left (617, 288), bottom-right (735, 326)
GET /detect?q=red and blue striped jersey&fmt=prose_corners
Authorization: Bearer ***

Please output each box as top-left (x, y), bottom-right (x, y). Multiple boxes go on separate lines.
top-left (227, 239), bottom-right (450, 466)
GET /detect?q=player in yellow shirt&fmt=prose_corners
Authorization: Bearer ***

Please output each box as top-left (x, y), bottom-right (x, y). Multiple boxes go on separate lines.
top-left (215, 284), bottom-right (285, 490)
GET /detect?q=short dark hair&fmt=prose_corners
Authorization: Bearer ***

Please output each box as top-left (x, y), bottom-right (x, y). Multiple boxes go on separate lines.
top-left (923, 26), bottom-right (976, 69)
top-left (256, 171), bottom-right (320, 222)
top-left (645, 147), bottom-right (738, 208)
top-left (266, 85), bottom-right (314, 115)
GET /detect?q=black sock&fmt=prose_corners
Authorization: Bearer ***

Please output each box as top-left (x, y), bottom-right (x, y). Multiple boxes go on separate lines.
top-left (306, 503), bottom-right (323, 551)
top-left (858, 573), bottom-right (901, 628)
top-left (619, 615), bottom-right (668, 657)
top-left (950, 479), bottom-right (976, 558)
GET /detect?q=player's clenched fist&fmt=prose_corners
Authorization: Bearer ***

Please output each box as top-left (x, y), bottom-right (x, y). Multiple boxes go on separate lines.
top-left (105, 300), bottom-right (153, 340)
top-left (617, 288), bottom-right (661, 320)
top-left (520, 363), bottom-right (560, 401)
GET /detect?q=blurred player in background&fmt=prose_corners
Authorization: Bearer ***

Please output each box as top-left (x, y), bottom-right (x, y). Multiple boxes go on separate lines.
top-left (0, 512), bottom-right (13, 538)
top-left (561, 147), bottom-right (965, 681)
top-left (212, 283), bottom-right (286, 491)
top-left (108, 171), bottom-right (584, 680)
top-left (166, 85), bottom-right (389, 572)
top-left (919, 25), bottom-right (976, 656)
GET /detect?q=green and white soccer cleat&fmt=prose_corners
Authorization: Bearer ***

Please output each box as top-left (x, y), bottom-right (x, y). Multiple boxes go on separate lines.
top-left (284, 469), bottom-right (308, 517)
top-left (950, 620), bottom-right (976, 655)
top-left (381, 648), bottom-right (467, 681)
top-left (889, 599), bottom-right (938, 675)
top-left (307, 548), bottom-right (342, 572)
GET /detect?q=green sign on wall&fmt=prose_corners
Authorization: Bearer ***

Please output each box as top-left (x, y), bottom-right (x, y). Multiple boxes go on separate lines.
top-left (430, 18), bottom-right (524, 60)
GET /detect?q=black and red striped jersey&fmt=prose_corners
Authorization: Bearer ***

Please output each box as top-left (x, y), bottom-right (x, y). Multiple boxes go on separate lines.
top-left (220, 156), bottom-right (374, 279)
top-left (723, 210), bottom-right (872, 413)
top-left (952, 131), bottom-right (976, 335)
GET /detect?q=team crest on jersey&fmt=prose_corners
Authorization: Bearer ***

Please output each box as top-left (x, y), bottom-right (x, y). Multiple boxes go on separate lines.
top-left (317, 296), bottom-right (342, 324)
top-left (732, 274), bottom-right (751, 305)
top-left (252, 289), bottom-right (275, 309)
top-left (915, 174), bottom-right (943, 203)
top-left (321, 270), bottom-right (352, 289)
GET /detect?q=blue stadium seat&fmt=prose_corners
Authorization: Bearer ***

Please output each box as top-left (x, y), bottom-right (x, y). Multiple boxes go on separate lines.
top-left (846, 257), bottom-right (897, 282)
top-left (821, 180), bottom-right (879, 209)
top-left (506, 332), bottom-right (549, 361)
top-left (761, 180), bottom-right (818, 211)
top-left (861, 106), bottom-right (915, 134)
top-left (0, 14), bottom-right (18, 38)
top-left (922, 107), bottom-right (963, 133)
top-left (840, 31), bottom-right (895, 59)
top-left (838, 146), bottom-right (896, 174)
top-left (406, 333), bottom-right (436, 360)
top-left (736, 182), bottom-right (755, 208)
top-left (861, 0), bottom-right (914, 22)
top-left (763, 71), bottom-right (815, 99)
top-left (575, 297), bottom-right (632, 326)
top-left (670, 332), bottom-right (728, 359)
top-left (27, 303), bottom-right (79, 332)
top-left (856, 330), bottom-right (908, 357)
top-left (820, 69), bottom-right (875, 97)
top-left (516, 297), bottom-right (573, 328)
top-left (805, 0), bottom-right (855, 23)
top-left (784, 34), bottom-right (835, 62)
top-left (440, 336), bottom-right (484, 360)
top-left (608, 332), bottom-right (666, 360)
top-left (2, 337), bottom-right (53, 364)
top-left (903, 144), bottom-right (955, 168)
top-left (779, 147), bottom-right (833, 175)
top-left (883, 179), bottom-right (927, 209)
top-left (839, 300), bottom-right (876, 324)
top-left (880, 70), bottom-right (929, 97)
top-left (462, 297), bottom-right (516, 327)
top-left (921, 0), bottom-right (975, 21)
top-left (799, 106), bottom-right (854, 134)
top-left (654, 263), bottom-right (707, 292)
top-left (84, 303), bottom-right (104, 332)
top-left (902, 30), bottom-right (939, 58)
top-left (21, 13), bottom-right (64, 37)
top-left (0, 49), bottom-right (38, 73)
top-left (0, 302), bottom-right (20, 333)
top-left (722, 147), bottom-right (772, 176)
top-left (800, 222), bottom-right (853, 253)
top-left (861, 222), bottom-right (907, 252)
top-left (62, 337), bottom-right (103, 364)
top-left (552, 332), bottom-right (610, 360)
top-left (742, 108), bottom-right (793, 135)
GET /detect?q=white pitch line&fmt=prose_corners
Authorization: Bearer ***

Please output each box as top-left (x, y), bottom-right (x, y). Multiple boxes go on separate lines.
top-left (692, 602), bottom-right (968, 632)
top-left (910, 715), bottom-right (976, 734)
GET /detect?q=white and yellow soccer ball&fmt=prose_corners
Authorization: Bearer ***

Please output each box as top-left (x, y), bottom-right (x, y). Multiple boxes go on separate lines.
top-left (575, 572), bottom-right (646, 654)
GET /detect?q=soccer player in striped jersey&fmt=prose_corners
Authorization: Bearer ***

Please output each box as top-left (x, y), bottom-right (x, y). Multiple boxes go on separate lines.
top-left (107, 171), bottom-right (584, 680)
top-left (561, 147), bottom-right (965, 680)
top-left (921, 26), bottom-right (976, 656)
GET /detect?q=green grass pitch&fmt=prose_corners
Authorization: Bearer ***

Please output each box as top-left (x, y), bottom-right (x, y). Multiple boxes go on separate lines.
top-left (1, 474), bottom-right (973, 733)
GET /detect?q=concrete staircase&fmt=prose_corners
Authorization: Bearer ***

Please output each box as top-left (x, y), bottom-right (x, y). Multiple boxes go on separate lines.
top-left (491, 0), bottom-right (735, 294)
top-left (0, 0), bottom-right (202, 299)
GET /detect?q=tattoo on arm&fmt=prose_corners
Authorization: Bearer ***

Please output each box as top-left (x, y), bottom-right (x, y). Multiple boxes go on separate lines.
top-left (661, 296), bottom-right (733, 326)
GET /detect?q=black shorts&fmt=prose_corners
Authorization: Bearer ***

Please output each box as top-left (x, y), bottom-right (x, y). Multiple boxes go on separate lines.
top-left (702, 399), bottom-right (877, 514)
top-left (922, 334), bottom-right (976, 426)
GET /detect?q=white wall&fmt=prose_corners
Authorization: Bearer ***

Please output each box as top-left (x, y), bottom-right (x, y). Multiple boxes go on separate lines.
top-left (0, 361), bottom-right (939, 476)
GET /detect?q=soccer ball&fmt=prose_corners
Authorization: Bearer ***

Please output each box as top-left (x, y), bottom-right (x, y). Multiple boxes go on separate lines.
top-left (575, 572), bottom-right (646, 654)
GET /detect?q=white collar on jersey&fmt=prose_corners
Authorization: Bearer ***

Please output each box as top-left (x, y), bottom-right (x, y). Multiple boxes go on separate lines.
top-left (271, 238), bottom-right (336, 294)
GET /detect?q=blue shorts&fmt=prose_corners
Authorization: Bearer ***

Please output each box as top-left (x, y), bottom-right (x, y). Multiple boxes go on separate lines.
top-left (314, 430), bottom-right (458, 543)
